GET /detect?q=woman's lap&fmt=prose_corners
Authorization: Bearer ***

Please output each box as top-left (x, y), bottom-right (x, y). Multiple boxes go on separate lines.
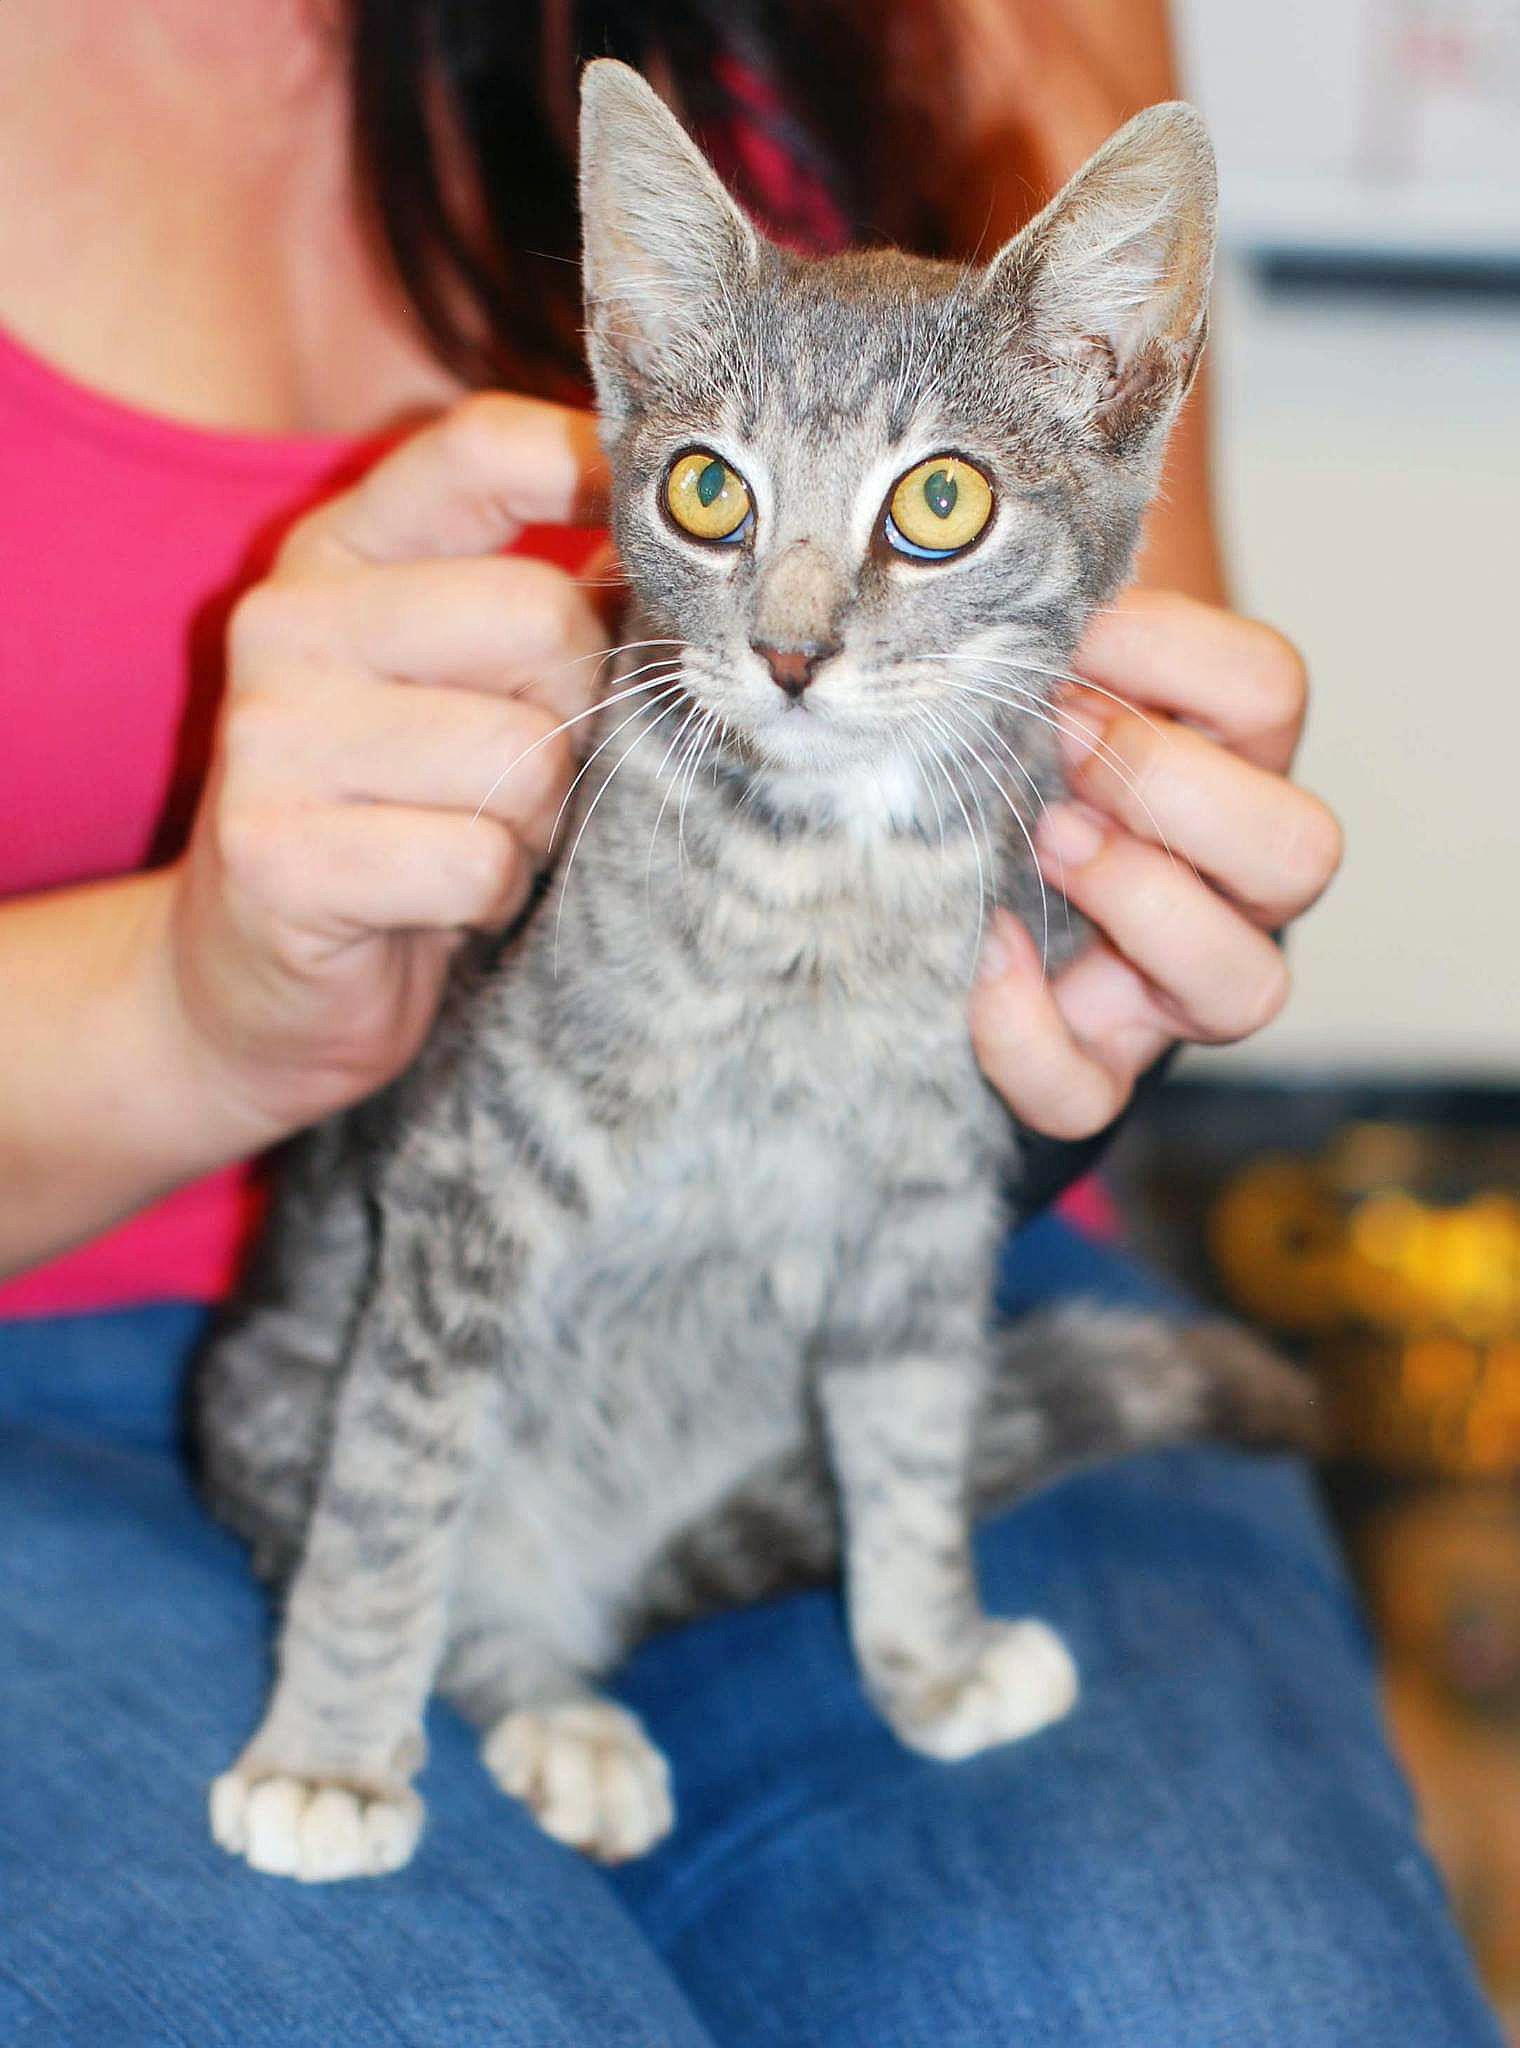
top-left (0, 1225), bottom-right (1501, 2047)
top-left (0, 1367), bottom-right (710, 2047)
top-left (613, 1451), bottom-right (1491, 2046)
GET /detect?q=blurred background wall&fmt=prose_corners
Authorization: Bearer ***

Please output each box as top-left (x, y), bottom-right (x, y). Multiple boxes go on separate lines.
top-left (1116, 14), bottom-right (1520, 2026)
top-left (1174, 0), bottom-right (1520, 1076)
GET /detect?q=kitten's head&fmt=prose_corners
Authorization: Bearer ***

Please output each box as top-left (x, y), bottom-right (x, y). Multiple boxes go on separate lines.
top-left (579, 60), bottom-right (1215, 786)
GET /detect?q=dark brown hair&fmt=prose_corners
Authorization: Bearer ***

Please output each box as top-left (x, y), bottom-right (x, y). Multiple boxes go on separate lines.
top-left (350, 0), bottom-right (954, 398)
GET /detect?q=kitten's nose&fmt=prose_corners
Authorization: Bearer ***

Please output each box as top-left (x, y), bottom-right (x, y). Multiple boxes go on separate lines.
top-left (752, 640), bottom-right (838, 700)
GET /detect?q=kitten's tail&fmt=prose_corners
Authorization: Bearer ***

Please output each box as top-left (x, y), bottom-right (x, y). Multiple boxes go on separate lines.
top-left (968, 1304), bottom-right (1319, 1508)
top-left (634, 1307), bottom-right (1318, 1634)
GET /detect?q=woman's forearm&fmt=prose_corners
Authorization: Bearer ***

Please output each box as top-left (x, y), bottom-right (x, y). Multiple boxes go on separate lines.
top-left (1135, 365), bottom-right (1228, 606)
top-left (941, 0), bottom-right (1228, 606)
top-left (0, 871), bottom-right (275, 1279)
top-left (0, 396), bottom-right (611, 1286)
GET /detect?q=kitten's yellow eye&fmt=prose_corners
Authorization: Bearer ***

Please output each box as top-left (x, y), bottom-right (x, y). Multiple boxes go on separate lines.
top-left (665, 451), bottom-right (753, 543)
top-left (886, 456), bottom-right (994, 558)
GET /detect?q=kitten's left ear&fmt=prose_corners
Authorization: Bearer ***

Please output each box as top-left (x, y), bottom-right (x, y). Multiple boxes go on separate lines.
top-left (985, 103), bottom-right (1218, 453)
top-left (579, 59), bottom-right (760, 417)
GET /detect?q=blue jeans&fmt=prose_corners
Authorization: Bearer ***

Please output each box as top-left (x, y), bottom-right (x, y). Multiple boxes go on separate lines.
top-left (0, 1217), bottom-right (1500, 2047)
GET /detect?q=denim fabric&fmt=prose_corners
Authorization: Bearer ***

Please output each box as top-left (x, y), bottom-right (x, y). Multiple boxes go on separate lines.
top-left (0, 1217), bottom-right (1501, 2046)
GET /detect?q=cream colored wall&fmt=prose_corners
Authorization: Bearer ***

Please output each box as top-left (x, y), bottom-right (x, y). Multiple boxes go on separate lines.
top-left (1195, 261), bottom-right (1519, 1078)
top-left (1171, 1), bottom-right (1520, 1080)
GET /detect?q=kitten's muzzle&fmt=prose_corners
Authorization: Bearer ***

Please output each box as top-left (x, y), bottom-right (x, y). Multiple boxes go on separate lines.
top-left (751, 640), bottom-right (839, 701)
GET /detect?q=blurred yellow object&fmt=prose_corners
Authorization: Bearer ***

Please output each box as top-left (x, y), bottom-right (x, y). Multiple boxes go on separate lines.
top-left (1207, 1125), bottom-right (1520, 1477)
top-left (1360, 1490), bottom-right (1520, 2029)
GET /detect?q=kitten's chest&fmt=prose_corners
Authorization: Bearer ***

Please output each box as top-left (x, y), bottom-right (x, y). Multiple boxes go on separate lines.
top-left (531, 773), bottom-right (1003, 1221)
top-left (484, 752), bottom-right (1013, 1326)
top-left (535, 966), bottom-right (993, 1371)
top-left (627, 931), bottom-right (988, 1197)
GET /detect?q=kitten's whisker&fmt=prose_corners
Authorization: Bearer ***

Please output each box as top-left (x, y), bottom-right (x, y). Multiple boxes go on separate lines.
top-left (472, 659), bottom-right (685, 822)
top-left (951, 698), bottom-right (1051, 821)
top-left (929, 669), bottom-right (1188, 875)
top-left (939, 703), bottom-right (1051, 974)
top-left (666, 706), bottom-right (713, 903)
top-left (925, 678), bottom-right (1058, 807)
top-left (954, 701), bottom-right (1075, 955)
top-left (543, 678), bottom-right (688, 857)
top-left (644, 702), bottom-right (704, 912)
top-left (934, 708), bottom-right (999, 889)
top-left (945, 672), bottom-right (1183, 870)
top-left (958, 651), bottom-right (1170, 747)
top-left (945, 680), bottom-right (1127, 794)
top-left (551, 635), bottom-right (684, 675)
top-left (899, 719), bottom-right (948, 854)
top-left (664, 708), bottom-right (715, 909)
top-left (907, 711), bottom-right (960, 862)
top-left (652, 697), bottom-right (705, 787)
top-left (930, 711), bottom-right (1002, 950)
top-left (676, 710), bottom-right (721, 890)
top-left (553, 691), bottom-right (688, 973)
top-left (916, 706), bottom-right (989, 962)
top-left (953, 732), bottom-right (1003, 953)
top-left (924, 665), bottom-right (1120, 772)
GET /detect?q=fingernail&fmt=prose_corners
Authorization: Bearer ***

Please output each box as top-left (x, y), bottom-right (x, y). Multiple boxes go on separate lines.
top-left (1037, 802), bottom-right (1106, 869)
top-left (976, 915), bottom-right (1039, 986)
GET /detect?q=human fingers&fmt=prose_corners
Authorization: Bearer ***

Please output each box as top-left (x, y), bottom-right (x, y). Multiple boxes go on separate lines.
top-left (279, 394), bottom-right (610, 574)
top-left (230, 553), bottom-right (626, 721)
top-left (969, 912), bottom-right (1148, 1139)
top-left (1035, 802), bottom-right (1291, 1044)
top-left (1075, 587), bottom-right (1309, 773)
top-left (1062, 694), bottom-right (1342, 925)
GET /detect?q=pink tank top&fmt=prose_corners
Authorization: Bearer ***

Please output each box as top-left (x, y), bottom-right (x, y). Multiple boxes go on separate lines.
top-left (0, 321), bottom-right (597, 1318)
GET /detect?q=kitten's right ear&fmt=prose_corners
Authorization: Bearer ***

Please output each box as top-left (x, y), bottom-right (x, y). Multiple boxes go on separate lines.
top-left (579, 59), bottom-right (759, 415)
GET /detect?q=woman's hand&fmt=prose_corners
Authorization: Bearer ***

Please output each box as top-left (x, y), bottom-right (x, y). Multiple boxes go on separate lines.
top-left (167, 393), bottom-right (610, 1143)
top-left (1, 394), bottom-right (620, 1279)
top-left (969, 588), bottom-right (1342, 1139)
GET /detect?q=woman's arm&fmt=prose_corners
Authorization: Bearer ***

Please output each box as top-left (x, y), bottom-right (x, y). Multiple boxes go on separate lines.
top-left (0, 396), bottom-right (608, 1281)
top-left (940, 0), bottom-right (1341, 1134)
top-left (941, 0), bottom-right (1224, 604)
top-left (0, 872), bottom-right (271, 1272)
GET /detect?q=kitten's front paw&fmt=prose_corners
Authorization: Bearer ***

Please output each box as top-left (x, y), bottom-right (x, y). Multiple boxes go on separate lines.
top-left (483, 1698), bottom-right (674, 1863)
top-left (884, 1618), bottom-right (1079, 1763)
top-left (209, 1769), bottom-right (424, 1882)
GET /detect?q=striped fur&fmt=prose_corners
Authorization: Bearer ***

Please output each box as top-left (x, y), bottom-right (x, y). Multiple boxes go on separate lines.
top-left (191, 65), bottom-right (1301, 1883)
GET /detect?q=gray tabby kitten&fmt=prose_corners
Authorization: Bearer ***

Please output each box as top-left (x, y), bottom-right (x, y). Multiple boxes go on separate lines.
top-left (196, 60), bottom-right (1310, 1884)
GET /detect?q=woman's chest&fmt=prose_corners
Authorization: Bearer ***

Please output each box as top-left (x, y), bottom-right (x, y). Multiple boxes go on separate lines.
top-left (0, 6), bottom-right (456, 441)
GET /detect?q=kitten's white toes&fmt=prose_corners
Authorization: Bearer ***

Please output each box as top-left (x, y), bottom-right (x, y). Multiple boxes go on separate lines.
top-left (598, 1730), bottom-right (675, 1862)
top-left (209, 1770), bottom-right (251, 1855)
top-left (539, 1721), bottom-right (600, 1846)
top-left (483, 1698), bottom-right (674, 1863)
top-left (296, 1787), bottom-right (370, 1882)
top-left (243, 1775), bottom-right (308, 1876)
top-left (889, 1619), bottom-right (1079, 1763)
top-left (208, 1770), bottom-right (423, 1881)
